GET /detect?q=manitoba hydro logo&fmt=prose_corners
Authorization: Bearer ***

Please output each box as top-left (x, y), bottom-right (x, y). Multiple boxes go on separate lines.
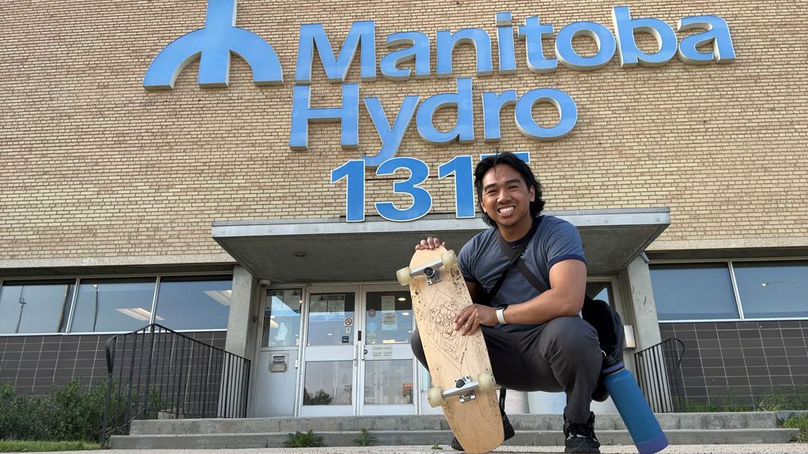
top-left (144, 1), bottom-right (736, 221)
top-left (143, 0), bottom-right (283, 89)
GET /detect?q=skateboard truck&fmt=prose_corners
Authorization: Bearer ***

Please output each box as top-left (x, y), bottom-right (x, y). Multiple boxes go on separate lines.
top-left (397, 250), bottom-right (458, 286)
top-left (427, 372), bottom-right (496, 408)
top-left (446, 375), bottom-right (479, 403)
top-left (413, 260), bottom-right (445, 285)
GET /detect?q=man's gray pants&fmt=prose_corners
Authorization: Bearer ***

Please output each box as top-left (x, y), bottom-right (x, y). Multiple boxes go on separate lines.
top-left (410, 316), bottom-right (601, 424)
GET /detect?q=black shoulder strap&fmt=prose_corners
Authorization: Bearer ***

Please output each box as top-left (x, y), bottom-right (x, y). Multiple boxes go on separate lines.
top-left (496, 229), bottom-right (547, 294)
top-left (484, 216), bottom-right (543, 304)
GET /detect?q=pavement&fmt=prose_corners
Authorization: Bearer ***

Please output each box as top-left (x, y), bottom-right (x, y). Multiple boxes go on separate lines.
top-left (21, 445), bottom-right (808, 454)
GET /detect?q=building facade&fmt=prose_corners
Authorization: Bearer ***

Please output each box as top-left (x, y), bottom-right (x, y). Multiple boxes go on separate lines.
top-left (1, 0), bottom-right (806, 417)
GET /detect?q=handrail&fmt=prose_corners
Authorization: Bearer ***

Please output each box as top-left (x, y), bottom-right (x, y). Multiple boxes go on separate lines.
top-left (633, 337), bottom-right (686, 413)
top-left (101, 324), bottom-right (251, 443)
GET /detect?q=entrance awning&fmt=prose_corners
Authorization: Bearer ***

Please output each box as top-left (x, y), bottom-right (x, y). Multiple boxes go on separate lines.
top-left (212, 208), bottom-right (669, 283)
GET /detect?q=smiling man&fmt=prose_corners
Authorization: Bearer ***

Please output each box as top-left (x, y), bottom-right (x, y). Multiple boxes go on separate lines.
top-left (412, 152), bottom-right (602, 453)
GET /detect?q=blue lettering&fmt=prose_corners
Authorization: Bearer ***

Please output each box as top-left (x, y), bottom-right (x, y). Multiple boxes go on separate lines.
top-left (375, 158), bottom-right (432, 222)
top-left (496, 12), bottom-right (517, 74)
top-left (416, 78), bottom-right (475, 145)
top-left (438, 155), bottom-right (476, 218)
top-left (381, 32), bottom-right (431, 80)
top-left (515, 89), bottom-right (578, 140)
top-left (295, 21), bottom-right (376, 84)
top-left (555, 22), bottom-right (616, 70)
top-left (612, 6), bottom-right (678, 67)
top-left (482, 90), bottom-right (518, 142)
top-left (518, 16), bottom-right (557, 73)
top-left (678, 16), bottom-right (736, 64)
top-left (363, 96), bottom-right (420, 167)
top-left (480, 152), bottom-right (531, 163)
top-left (289, 84), bottom-right (360, 150)
top-left (331, 160), bottom-right (366, 222)
top-left (436, 29), bottom-right (494, 77)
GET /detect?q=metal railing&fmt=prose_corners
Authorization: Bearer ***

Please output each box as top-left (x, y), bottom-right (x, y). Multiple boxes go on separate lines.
top-left (633, 337), bottom-right (686, 413)
top-left (101, 324), bottom-right (251, 441)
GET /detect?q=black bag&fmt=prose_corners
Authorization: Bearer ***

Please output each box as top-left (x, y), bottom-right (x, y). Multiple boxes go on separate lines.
top-left (581, 295), bottom-right (625, 371)
top-left (490, 217), bottom-right (625, 401)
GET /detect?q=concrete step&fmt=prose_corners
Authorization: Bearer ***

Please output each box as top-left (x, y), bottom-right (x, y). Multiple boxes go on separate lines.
top-left (129, 412), bottom-right (781, 435)
top-left (110, 428), bottom-right (799, 449)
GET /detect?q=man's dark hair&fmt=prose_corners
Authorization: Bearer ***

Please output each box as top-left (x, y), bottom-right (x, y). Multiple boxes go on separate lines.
top-left (474, 152), bottom-right (545, 227)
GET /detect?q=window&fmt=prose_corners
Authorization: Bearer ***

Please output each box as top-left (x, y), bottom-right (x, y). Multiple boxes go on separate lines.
top-left (650, 264), bottom-right (739, 321)
top-left (651, 260), bottom-right (808, 321)
top-left (0, 281), bottom-right (74, 334)
top-left (365, 291), bottom-right (412, 345)
top-left (154, 276), bottom-right (232, 331)
top-left (733, 262), bottom-right (808, 319)
top-left (262, 288), bottom-right (302, 348)
top-left (586, 282), bottom-right (612, 304)
top-left (1, 273), bottom-right (234, 335)
top-left (70, 279), bottom-right (157, 333)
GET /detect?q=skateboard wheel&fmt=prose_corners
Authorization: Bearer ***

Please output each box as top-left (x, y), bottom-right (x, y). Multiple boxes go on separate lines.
top-left (396, 267), bottom-right (412, 286)
top-left (428, 386), bottom-right (444, 408)
top-left (477, 373), bottom-right (496, 393)
top-left (441, 250), bottom-right (458, 268)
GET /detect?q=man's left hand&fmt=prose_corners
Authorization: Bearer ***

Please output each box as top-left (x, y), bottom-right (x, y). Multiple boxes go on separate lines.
top-left (454, 304), bottom-right (497, 335)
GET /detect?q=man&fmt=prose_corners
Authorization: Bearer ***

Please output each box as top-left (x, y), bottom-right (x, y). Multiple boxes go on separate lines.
top-left (411, 152), bottom-right (602, 453)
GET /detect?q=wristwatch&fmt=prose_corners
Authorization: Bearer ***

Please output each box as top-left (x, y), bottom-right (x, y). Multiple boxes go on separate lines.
top-left (496, 307), bottom-right (508, 325)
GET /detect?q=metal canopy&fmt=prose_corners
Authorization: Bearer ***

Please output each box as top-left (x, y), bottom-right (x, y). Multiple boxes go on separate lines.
top-left (212, 208), bottom-right (670, 283)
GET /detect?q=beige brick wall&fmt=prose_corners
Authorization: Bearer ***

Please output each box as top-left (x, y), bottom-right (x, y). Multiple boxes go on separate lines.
top-left (1, 0), bottom-right (806, 262)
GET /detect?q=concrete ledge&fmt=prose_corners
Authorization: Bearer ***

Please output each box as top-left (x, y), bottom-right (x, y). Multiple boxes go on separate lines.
top-left (111, 428), bottom-right (798, 449)
top-left (129, 412), bottom-right (782, 435)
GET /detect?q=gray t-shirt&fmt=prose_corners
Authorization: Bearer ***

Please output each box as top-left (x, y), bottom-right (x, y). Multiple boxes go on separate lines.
top-left (458, 215), bottom-right (586, 331)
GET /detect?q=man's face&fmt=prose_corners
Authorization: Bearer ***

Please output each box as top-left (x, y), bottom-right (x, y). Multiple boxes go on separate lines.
top-left (479, 164), bottom-right (535, 228)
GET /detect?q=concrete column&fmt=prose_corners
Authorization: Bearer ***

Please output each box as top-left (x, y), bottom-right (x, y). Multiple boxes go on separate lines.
top-left (620, 254), bottom-right (662, 352)
top-left (219, 266), bottom-right (261, 418)
top-left (225, 265), bottom-right (261, 361)
top-left (619, 254), bottom-right (673, 412)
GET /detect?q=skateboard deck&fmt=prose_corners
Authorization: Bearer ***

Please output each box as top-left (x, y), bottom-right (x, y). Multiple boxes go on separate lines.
top-left (399, 246), bottom-right (504, 453)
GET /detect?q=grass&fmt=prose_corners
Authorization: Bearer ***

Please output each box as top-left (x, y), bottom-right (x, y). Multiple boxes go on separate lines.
top-left (784, 414), bottom-right (808, 443)
top-left (0, 440), bottom-right (102, 452)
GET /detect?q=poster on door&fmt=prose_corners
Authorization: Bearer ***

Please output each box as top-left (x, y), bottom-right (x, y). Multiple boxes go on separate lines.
top-left (381, 295), bottom-right (397, 331)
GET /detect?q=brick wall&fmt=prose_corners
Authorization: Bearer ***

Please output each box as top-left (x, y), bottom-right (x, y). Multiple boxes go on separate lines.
top-left (1, 0), bottom-right (807, 261)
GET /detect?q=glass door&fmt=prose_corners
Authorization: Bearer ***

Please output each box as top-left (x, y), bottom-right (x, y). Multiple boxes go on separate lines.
top-left (299, 286), bottom-right (358, 416)
top-left (359, 285), bottom-right (417, 415)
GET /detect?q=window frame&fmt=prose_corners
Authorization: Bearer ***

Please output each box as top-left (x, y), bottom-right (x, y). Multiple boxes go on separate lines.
top-left (650, 257), bottom-right (808, 323)
top-left (0, 278), bottom-right (77, 335)
top-left (0, 271), bottom-right (233, 337)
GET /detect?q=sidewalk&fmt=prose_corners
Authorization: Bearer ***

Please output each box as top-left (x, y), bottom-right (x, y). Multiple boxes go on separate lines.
top-left (25, 444), bottom-right (808, 454)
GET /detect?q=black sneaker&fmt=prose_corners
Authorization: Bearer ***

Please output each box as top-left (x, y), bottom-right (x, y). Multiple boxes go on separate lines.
top-left (563, 412), bottom-right (600, 453)
top-left (450, 412), bottom-right (515, 451)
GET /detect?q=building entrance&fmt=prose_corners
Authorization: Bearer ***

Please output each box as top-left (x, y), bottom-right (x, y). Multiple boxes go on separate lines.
top-left (252, 284), bottom-right (417, 417)
top-left (300, 284), bottom-right (416, 416)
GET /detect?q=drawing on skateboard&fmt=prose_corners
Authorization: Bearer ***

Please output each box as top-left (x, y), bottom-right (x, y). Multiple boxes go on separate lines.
top-left (398, 246), bottom-right (504, 453)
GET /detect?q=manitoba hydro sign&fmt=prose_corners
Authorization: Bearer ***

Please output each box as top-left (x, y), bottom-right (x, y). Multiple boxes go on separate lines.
top-left (144, 0), bottom-right (735, 222)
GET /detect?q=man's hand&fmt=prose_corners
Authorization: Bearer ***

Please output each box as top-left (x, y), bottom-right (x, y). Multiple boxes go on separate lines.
top-left (415, 236), bottom-right (444, 250)
top-left (454, 304), bottom-right (497, 335)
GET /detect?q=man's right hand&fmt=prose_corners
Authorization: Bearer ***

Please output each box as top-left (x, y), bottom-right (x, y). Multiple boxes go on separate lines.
top-left (415, 236), bottom-right (445, 250)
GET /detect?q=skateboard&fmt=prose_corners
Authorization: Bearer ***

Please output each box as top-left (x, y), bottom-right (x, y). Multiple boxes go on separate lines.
top-left (397, 246), bottom-right (504, 453)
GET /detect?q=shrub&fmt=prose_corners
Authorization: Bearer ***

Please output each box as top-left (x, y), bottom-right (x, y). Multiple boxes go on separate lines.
top-left (284, 429), bottom-right (325, 447)
top-left (784, 414), bottom-right (808, 443)
top-left (353, 428), bottom-right (375, 446)
top-left (0, 380), bottom-right (124, 442)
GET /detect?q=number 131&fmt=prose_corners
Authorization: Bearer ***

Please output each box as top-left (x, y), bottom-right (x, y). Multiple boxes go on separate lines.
top-left (330, 153), bottom-right (530, 222)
